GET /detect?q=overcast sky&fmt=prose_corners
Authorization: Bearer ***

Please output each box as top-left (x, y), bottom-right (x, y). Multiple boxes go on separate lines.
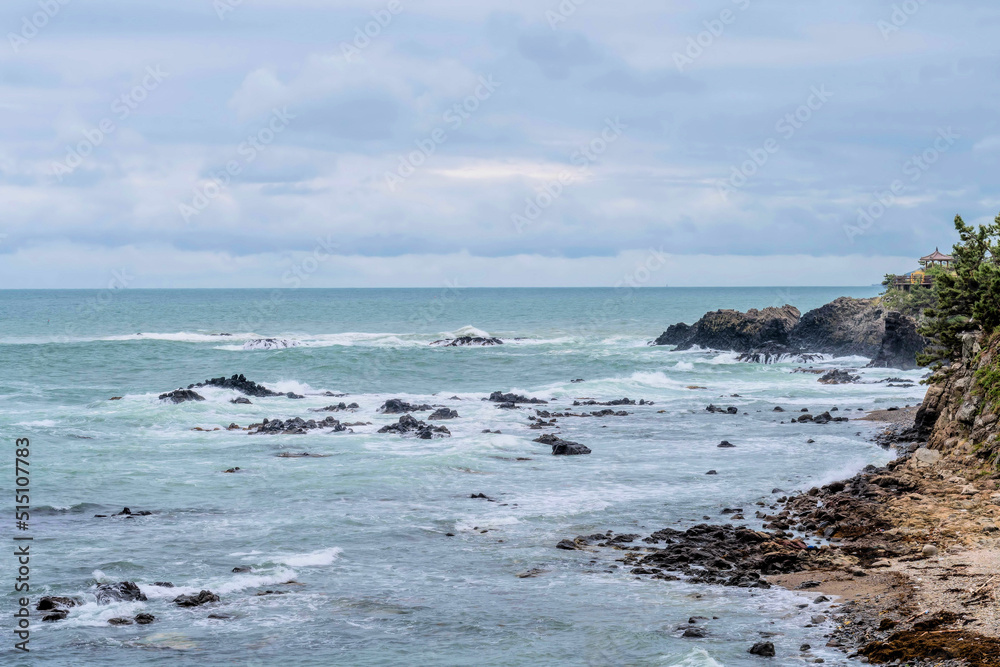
top-left (1, 0), bottom-right (997, 288)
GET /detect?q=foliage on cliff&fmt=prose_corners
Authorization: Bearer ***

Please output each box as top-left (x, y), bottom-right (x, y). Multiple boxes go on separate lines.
top-left (878, 283), bottom-right (936, 320)
top-left (918, 214), bottom-right (1000, 366)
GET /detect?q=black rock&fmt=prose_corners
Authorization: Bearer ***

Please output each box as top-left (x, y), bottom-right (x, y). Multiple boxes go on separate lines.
top-left (231, 397), bottom-right (252, 404)
top-left (173, 590), bottom-right (220, 607)
top-left (158, 389), bottom-right (205, 403)
top-left (134, 613), bottom-right (155, 624)
top-left (533, 433), bottom-right (591, 455)
top-left (556, 539), bottom-right (579, 550)
top-left (681, 627), bottom-right (707, 638)
top-left (486, 391), bottom-right (547, 404)
top-left (431, 336), bottom-right (503, 346)
top-left (866, 311), bottom-right (926, 370)
top-left (428, 408), bottom-right (459, 420)
top-left (706, 470), bottom-right (718, 475)
top-left (95, 582), bottom-right (147, 604)
top-left (818, 369), bottom-right (861, 385)
top-left (378, 414), bottom-right (450, 439)
top-left (108, 617), bottom-right (133, 626)
top-left (378, 398), bottom-right (432, 414)
top-left (189, 374), bottom-right (282, 398)
top-left (42, 610), bottom-right (69, 622)
top-left (717, 440), bottom-right (736, 448)
top-left (36, 596), bottom-right (81, 611)
top-left (248, 415), bottom-right (348, 435)
top-left (748, 641), bottom-right (776, 657)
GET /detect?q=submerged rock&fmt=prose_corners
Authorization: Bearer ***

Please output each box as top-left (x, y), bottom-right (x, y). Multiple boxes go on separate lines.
top-left (158, 389), bottom-right (205, 403)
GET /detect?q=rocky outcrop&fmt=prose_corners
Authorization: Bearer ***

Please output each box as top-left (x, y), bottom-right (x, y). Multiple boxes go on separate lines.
top-left (95, 582), bottom-right (147, 604)
top-left (866, 311), bottom-right (927, 371)
top-left (428, 408), bottom-right (459, 420)
top-left (652, 306), bottom-right (800, 352)
top-left (653, 297), bottom-right (926, 368)
top-left (534, 433), bottom-right (591, 455)
top-left (248, 416), bottom-right (349, 435)
top-left (485, 391), bottom-right (548, 404)
top-left (431, 336), bottom-right (503, 346)
top-left (243, 338), bottom-right (299, 350)
top-left (189, 374), bottom-right (303, 398)
top-left (173, 590), bottom-right (219, 607)
top-left (159, 389), bottom-right (205, 403)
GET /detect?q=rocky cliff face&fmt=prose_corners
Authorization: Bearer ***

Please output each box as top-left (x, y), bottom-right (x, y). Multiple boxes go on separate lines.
top-left (914, 332), bottom-right (1000, 463)
top-left (652, 296), bottom-right (926, 369)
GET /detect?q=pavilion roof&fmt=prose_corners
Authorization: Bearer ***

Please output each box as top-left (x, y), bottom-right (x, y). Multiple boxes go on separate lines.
top-left (920, 248), bottom-right (954, 261)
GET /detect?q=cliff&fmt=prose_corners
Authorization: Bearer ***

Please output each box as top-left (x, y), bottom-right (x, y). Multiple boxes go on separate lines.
top-left (652, 296), bottom-right (927, 369)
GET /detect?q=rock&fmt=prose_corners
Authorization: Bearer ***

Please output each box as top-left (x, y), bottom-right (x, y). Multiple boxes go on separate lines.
top-left (789, 297), bottom-right (885, 358)
top-left (109, 396), bottom-right (122, 400)
top-left (556, 539), bottom-right (579, 550)
top-left (866, 311), bottom-right (926, 370)
top-left (42, 610), bottom-right (69, 622)
top-left (153, 582), bottom-right (174, 587)
top-left (189, 374), bottom-right (290, 398)
top-left (310, 402), bottom-right (359, 412)
top-left (818, 369), bottom-right (860, 385)
top-left (706, 470), bottom-right (718, 475)
top-left (223, 467), bottom-right (241, 473)
top-left (681, 627), bottom-right (707, 638)
top-left (378, 414), bottom-right (450, 439)
top-left (158, 389), bottom-right (205, 403)
top-left (431, 336), bottom-right (503, 346)
top-left (428, 408), bottom-right (459, 420)
top-left (534, 433), bottom-right (591, 455)
top-left (230, 397), bottom-right (252, 404)
top-left (652, 306), bottom-right (801, 352)
top-left (232, 566), bottom-right (252, 573)
top-left (36, 596), bottom-right (80, 611)
top-left (242, 338), bottom-right (299, 350)
top-left (173, 590), bottom-right (220, 607)
top-left (108, 617), bottom-right (133, 626)
top-left (748, 641), bottom-right (776, 657)
top-left (912, 447), bottom-right (942, 467)
top-left (486, 391), bottom-right (547, 404)
top-left (379, 398), bottom-right (432, 414)
top-left (810, 615), bottom-right (827, 624)
top-left (717, 440), bottom-right (736, 448)
top-left (921, 544), bottom-right (939, 558)
top-left (134, 613), bottom-right (155, 624)
top-left (95, 582), bottom-right (147, 604)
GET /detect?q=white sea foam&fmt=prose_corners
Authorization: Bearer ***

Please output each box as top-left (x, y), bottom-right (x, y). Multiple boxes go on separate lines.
top-left (449, 325), bottom-right (491, 338)
top-left (668, 649), bottom-right (725, 667)
top-left (277, 547), bottom-right (343, 567)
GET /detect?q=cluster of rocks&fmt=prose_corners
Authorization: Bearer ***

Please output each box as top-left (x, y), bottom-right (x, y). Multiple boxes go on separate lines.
top-left (37, 596), bottom-right (82, 622)
top-left (784, 411), bottom-right (850, 425)
top-left (248, 416), bottom-right (350, 435)
top-left (818, 369), bottom-right (861, 385)
top-left (379, 398), bottom-right (432, 414)
top-left (706, 405), bottom-right (739, 414)
top-left (377, 414), bottom-right (451, 439)
top-left (430, 336), bottom-right (504, 346)
top-left (310, 402), bottom-right (360, 412)
top-left (572, 397), bottom-right (652, 406)
top-left (159, 389), bottom-right (205, 403)
top-left (533, 433), bottom-right (591, 455)
top-left (173, 590), bottom-right (220, 607)
top-left (429, 408), bottom-right (459, 420)
top-left (242, 338), bottom-right (299, 350)
top-left (652, 297), bottom-right (927, 369)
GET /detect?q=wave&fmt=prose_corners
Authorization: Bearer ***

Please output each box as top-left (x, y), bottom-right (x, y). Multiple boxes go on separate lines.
top-left (276, 547), bottom-right (343, 567)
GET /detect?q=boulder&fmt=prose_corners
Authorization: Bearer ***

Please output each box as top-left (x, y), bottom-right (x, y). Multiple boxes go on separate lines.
top-left (818, 369), bottom-right (860, 385)
top-left (428, 408), bottom-right (459, 420)
top-left (95, 582), bottom-right (147, 604)
top-left (378, 398), bottom-right (432, 414)
top-left (748, 641), bottom-right (776, 657)
top-left (534, 433), bottom-right (591, 455)
top-left (159, 389), bottom-right (205, 403)
top-left (173, 590), bottom-right (220, 607)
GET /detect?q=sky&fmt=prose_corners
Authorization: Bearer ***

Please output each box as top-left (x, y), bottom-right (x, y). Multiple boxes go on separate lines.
top-left (1, 0), bottom-right (998, 288)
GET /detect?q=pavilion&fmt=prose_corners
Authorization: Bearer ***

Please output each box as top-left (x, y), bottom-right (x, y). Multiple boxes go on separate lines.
top-left (891, 248), bottom-right (955, 290)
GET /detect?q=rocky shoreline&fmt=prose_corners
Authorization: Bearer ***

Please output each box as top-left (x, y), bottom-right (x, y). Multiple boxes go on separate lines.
top-left (566, 332), bottom-right (1000, 665)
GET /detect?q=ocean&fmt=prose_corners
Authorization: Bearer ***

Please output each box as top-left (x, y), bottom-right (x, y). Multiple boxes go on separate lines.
top-left (0, 287), bottom-right (926, 666)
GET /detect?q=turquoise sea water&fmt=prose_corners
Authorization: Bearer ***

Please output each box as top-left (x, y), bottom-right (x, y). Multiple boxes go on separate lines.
top-left (0, 287), bottom-right (925, 666)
